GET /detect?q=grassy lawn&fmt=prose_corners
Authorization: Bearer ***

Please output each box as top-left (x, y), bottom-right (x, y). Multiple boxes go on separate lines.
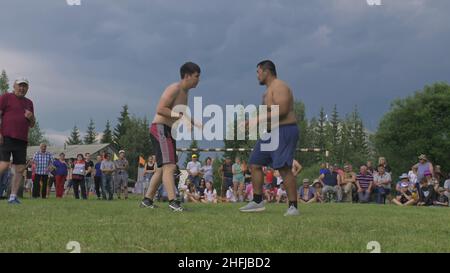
top-left (1, 195), bottom-right (449, 253)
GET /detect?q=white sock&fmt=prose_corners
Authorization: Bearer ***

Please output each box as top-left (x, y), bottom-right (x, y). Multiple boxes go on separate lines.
top-left (9, 194), bottom-right (17, 200)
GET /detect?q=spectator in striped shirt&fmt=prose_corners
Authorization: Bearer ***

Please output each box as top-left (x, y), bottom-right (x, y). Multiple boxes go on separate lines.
top-left (356, 165), bottom-right (373, 203)
top-left (32, 143), bottom-right (53, 198)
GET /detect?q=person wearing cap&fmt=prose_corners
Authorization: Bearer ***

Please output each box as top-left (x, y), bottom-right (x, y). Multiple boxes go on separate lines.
top-left (392, 180), bottom-right (415, 206)
top-left (311, 179), bottom-right (323, 203)
top-left (114, 150), bottom-right (129, 199)
top-left (433, 187), bottom-right (449, 207)
top-left (0, 77), bottom-right (35, 204)
top-left (186, 154), bottom-right (202, 190)
top-left (413, 154), bottom-right (434, 183)
top-left (298, 179), bottom-right (316, 204)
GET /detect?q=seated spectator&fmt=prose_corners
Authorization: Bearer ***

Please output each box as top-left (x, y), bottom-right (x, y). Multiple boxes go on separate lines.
top-left (434, 187), bottom-right (449, 207)
top-left (226, 186), bottom-right (236, 203)
top-left (298, 179), bottom-right (316, 204)
top-left (356, 165), bottom-right (373, 203)
top-left (276, 182), bottom-right (288, 203)
top-left (392, 182), bottom-right (416, 206)
top-left (320, 164), bottom-right (342, 202)
top-left (312, 179), bottom-right (323, 203)
top-left (263, 181), bottom-right (277, 203)
top-left (186, 183), bottom-right (200, 203)
top-left (198, 178), bottom-right (206, 202)
top-left (444, 173), bottom-right (450, 201)
top-left (417, 177), bottom-right (436, 206)
top-left (424, 170), bottom-right (439, 192)
top-left (434, 165), bottom-right (444, 186)
top-left (341, 164), bottom-right (356, 203)
top-left (396, 173), bottom-right (412, 192)
top-left (244, 183), bottom-right (253, 202)
top-left (373, 165), bottom-right (392, 204)
top-left (202, 182), bottom-right (218, 204)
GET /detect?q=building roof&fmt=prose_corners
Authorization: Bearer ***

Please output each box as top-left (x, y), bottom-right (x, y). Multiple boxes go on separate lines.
top-left (27, 143), bottom-right (116, 159)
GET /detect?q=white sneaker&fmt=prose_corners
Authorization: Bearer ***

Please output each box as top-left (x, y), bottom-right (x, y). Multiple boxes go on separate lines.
top-left (284, 205), bottom-right (300, 216)
top-left (239, 201), bottom-right (266, 212)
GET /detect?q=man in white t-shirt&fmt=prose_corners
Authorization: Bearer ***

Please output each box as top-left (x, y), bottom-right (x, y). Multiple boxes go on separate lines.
top-left (186, 154), bottom-right (202, 189)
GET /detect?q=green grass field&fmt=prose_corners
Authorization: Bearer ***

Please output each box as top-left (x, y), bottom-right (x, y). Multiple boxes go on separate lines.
top-left (1, 195), bottom-right (449, 253)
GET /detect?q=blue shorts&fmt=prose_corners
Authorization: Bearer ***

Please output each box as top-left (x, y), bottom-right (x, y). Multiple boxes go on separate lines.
top-left (249, 124), bottom-right (299, 170)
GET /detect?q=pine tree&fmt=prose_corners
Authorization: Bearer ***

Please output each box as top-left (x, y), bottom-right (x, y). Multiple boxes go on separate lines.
top-left (83, 118), bottom-right (97, 144)
top-left (101, 120), bottom-right (113, 144)
top-left (316, 107), bottom-right (328, 161)
top-left (0, 70), bottom-right (9, 94)
top-left (28, 121), bottom-right (48, 146)
top-left (66, 125), bottom-right (83, 145)
top-left (113, 105), bottom-right (130, 149)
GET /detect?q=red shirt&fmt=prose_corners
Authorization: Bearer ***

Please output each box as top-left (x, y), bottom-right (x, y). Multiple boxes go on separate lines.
top-left (0, 93), bottom-right (34, 142)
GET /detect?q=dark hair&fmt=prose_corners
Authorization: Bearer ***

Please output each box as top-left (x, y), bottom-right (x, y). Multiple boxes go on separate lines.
top-left (59, 153), bottom-right (65, 157)
top-left (257, 60), bottom-right (277, 77)
top-left (378, 164), bottom-right (385, 169)
top-left (76, 154), bottom-right (84, 159)
top-left (180, 62), bottom-right (201, 79)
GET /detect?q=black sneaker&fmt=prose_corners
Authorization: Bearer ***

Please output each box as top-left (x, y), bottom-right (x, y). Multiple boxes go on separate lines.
top-left (140, 198), bottom-right (158, 208)
top-left (169, 200), bottom-right (184, 212)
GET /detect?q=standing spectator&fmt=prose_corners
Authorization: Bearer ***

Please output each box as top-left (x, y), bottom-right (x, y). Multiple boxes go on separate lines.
top-left (413, 154), bottom-right (434, 184)
top-left (0, 77), bottom-right (35, 204)
top-left (32, 143), bottom-right (53, 198)
top-left (408, 165), bottom-right (419, 185)
top-left (219, 156), bottom-right (233, 202)
top-left (53, 153), bottom-right (68, 198)
top-left (392, 182), bottom-right (415, 206)
top-left (84, 153), bottom-right (94, 198)
top-left (114, 150), bottom-right (129, 200)
top-left (64, 158), bottom-right (74, 196)
top-left (101, 153), bottom-right (115, 200)
top-left (319, 163), bottom-right (329, 176)
top-left (93, 155), bottom-right (105, 200)
top-left (142, 155), bottom-right (156, 194)
top-left (373, 165), bottom-right (392, 204)
top-left (186, 154), bottom-right (201, 189)
top-left (203, 181), bottom-right (217, 203)
top-left (341, 164), bottom-right (356, 203)
top-left (320, 164), bottom-right (342, 202)
top-left (417, 177), bottom-right (436, 206)
top-left (444, 173), bottom-right (450, 202)
top-left (232, 157), bottom-right (245, 202)
top-left (434, 187), bottom-right (449, 207)
top-left (356, 165), bottom-right (373, 203)
top-left (378, 157), bottom-right (392, 174)
top-left (201, 157), bottom-right (214, 184)
top-left (298, 179), bottom-right (316, 204)
top-left (72, 154), bottom-right (87, 200)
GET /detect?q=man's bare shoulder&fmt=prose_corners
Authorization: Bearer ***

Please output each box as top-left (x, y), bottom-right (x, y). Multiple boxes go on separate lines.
top-left (270, 79), bottom-right (292, 94)
top-left (164, 82), bottom-right (181, 94)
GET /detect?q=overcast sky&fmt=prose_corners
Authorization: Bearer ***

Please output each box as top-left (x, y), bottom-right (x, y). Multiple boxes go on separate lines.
top-left (1, 0), bottom-right (449, 146)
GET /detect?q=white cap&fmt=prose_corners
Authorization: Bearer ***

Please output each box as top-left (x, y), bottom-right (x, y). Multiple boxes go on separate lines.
top-left (15, 77), bottom-right (29, 85)
top-left (119, 150), bottom-right (125, 154)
